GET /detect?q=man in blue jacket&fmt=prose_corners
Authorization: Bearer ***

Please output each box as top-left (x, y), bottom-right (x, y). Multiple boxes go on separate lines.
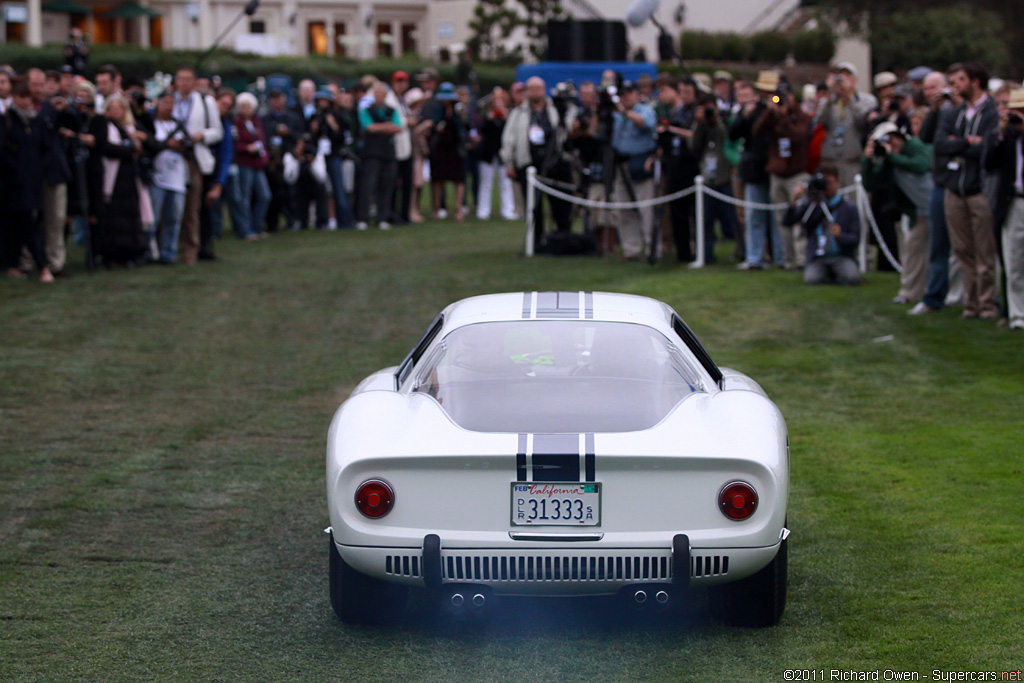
top-left (784, 164), bottom-right (861, 285)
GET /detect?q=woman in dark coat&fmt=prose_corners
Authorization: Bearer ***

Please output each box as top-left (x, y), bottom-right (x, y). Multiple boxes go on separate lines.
top-left (0, 77), bottom-right (53, 282)
top-left (87, 94), bottom-right (152, 266)
top-left (425, 82), bottom-right (468, 220)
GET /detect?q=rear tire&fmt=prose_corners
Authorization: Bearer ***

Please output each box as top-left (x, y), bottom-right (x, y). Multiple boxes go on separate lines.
top-left (709, 538), bottom-right (787, 627)
top-left (329, 532), bottom-right (408, 625)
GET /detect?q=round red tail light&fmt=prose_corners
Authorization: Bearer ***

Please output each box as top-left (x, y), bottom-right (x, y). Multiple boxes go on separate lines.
top-left (719, 481), bottom-right (758, 520)
top-left (355, 479), bottom-right (395, 518)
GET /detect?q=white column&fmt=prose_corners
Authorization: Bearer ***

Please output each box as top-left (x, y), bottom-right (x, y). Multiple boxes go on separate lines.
top-left (139, 0), bottom-right (151, 48)
top-left (198, 0), bottom-right (213, 48)
top-left (26, 0), bottom-right (42, 46)
top-left (326, 20), bottom-right (335, 56)
top-left (391, 19), bottom-right (400, 57)
top-left (356, 1), bottom-right (371, 60)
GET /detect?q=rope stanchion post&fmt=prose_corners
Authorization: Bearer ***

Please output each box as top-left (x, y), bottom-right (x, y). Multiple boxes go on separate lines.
top-left (855, 174), bottom-right (867, 273)
top-left (690, 175), bottom-right (706, 268)
top-left (525, 166), bottom-right (537, 257)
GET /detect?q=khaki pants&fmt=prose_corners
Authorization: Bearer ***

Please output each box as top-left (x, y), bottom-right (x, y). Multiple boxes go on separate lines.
top-left (770, 172), bottom-right (809, 269)
top-left (21, 182), bottom-right (67, 272)
top-left (179, 159), bottom-right (203, 265)
top-left (897, 214), bottom-right (929, 302)
top-left (944, 189), bottom-right (997, 317)
top-left (1003, 198), bottom-right (1024, 327)
top-left (614, 175), bottom-right (656, 260)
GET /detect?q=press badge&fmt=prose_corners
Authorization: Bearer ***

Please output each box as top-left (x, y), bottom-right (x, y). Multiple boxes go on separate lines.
top-left (528, 125), bottom-right (546, 146)
top-left (779, 137), bottom-right (792, 158)
top-left (947, 159), bottom-right (961, 171)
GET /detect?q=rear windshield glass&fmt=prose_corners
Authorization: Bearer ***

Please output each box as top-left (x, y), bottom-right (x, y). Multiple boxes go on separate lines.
top-left (410, 321), bottom-right (704, 433)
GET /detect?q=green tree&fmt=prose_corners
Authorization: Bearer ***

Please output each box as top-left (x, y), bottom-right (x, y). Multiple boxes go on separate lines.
top-left (468, 0), bottom-right (520, 61)
top-left (516, 0), bottom-right (566, 60)
top-left (869, 6), bottom-right (1010, 76)
top-left (817, 0), bottom-right (1022, 77)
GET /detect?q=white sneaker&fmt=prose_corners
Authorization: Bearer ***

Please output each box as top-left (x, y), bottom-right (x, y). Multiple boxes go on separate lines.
top-left (378, 222), bottom-right (391, 230)
top-left (908, 302), bottom-right (936, 315)
top-left (355, 221), bottom-right (368, 231)
top-left (327, 218), bottom-right (338, 231)
top-left (437, 208), bottom-right (448, 219)
top-left (892, 295), bottom-right (909, 304)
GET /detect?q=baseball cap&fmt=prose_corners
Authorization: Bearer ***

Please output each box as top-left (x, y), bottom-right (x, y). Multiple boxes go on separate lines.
top-left (835, 61), bottom-right (858, 76)
top-left (392, 71), bottom-right (408, 82)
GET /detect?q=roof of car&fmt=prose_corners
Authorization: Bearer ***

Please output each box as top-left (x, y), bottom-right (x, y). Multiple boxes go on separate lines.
top-left (441, 292), bottom-right (676, 329)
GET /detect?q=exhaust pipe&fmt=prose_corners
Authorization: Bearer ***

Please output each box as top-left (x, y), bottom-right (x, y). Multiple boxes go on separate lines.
top-left (450, 593), bottom-right (465, 608)
top-left (472, 593), bottom-right (486, 607)
top-left (634, 590), bottom-right (648, 604)
top-left (655, 590), bottom-right (669, 605)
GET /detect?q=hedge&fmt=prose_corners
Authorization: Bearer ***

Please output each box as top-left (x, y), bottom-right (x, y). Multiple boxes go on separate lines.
top-left (0, 44), bottom-right (518, 93)
top-left (678, 28), bottom-right (835, 64)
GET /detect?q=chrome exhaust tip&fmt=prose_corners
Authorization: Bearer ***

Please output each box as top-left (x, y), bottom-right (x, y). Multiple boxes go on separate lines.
top-left (655, 590), bottom-right (670, 604)
top-left (450, 593), bottom-right (465, 607)
top-left (634, 590), bottom-right (647, 604)
top-left (472, 593), bottom-right (486, 607)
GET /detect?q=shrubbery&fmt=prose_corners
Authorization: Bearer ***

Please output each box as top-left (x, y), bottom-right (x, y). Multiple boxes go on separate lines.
top-left (0, 44), bottom-right (518, 93)
top-left (678, 28), bottom-right (836, 64)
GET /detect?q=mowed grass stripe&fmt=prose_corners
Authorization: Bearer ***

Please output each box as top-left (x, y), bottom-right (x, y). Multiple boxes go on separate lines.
top-left (1, 218), bottom-right (1021, 681)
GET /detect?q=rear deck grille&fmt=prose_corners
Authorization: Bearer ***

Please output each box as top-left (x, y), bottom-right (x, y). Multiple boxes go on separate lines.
top-left (384, 551), bottom-right (729, 582)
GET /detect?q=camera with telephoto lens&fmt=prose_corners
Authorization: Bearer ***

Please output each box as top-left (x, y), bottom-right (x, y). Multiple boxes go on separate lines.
top-left (771, 83), bottom-right (792, 106)
top-left (873, 134), bottom-right (890, 158)
top-left (551, 81), bottom-right (575, 119)
top-left (1009, 112), bottom-right (1024, 127)
top-left (807, 173), bottom-right (827, 201)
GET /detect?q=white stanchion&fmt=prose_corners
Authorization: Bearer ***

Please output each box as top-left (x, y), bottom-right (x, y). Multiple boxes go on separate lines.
top-left (525, 166), bottom-right (537, 257)
top-left (856, 174), bottom-right (869, 274)
top-left (691, 175), bottom-right (706, 269)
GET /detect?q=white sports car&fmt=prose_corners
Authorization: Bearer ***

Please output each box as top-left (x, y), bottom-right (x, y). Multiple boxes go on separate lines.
top-left (326, 292), bottom-right (790, 627)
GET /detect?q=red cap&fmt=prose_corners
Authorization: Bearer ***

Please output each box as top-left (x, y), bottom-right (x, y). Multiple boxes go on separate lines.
top-left (392, 71), bottom-right (409, 82)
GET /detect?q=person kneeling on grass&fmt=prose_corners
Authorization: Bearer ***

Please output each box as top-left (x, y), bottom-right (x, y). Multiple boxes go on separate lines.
top-left (784, 164), bottom-right (861, 285)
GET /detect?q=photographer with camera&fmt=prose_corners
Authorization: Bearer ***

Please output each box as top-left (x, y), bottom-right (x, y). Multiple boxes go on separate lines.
top-left (784, 165), bottom-right (861, 285)
top-left (861, 122), bottom-right (933, 304)
top-left (611, 81), bottom-right (658, 261)
top-left (817, 63), bottom-right (873, 188)
top-left (656, 76), bottom-right (700, 263)
top-left (753, 77), bottom-right (812, 270)
top-left (692, 92), bottom-right (738, 264)
top-left (501, 76), bottom-right (576, 245)
top-left (983, 88), bottom-right (1024, 330)
top-left (261, 89), bottom-right (303, 232)
top-left (571, 79), bottom-right (616, 252)
top-left (731, 77), bottom-right (778, 270)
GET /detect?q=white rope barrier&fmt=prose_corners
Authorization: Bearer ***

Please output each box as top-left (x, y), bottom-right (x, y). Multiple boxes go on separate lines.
top-left (525, 169), bottom-right (903, 274)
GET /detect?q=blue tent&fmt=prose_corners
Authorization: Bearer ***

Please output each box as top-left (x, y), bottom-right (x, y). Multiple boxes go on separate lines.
top-left (515, 62), bottom-right (658, 91)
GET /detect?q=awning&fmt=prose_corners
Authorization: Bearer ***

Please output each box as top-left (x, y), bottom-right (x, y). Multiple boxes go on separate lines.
top-left (101, 1), bottom-right (161, 18)
top-left (42, 0), bottom-right (92, 13)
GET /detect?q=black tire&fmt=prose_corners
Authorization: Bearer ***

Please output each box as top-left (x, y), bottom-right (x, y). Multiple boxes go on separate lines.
top-left (328, 532), bottom-right (408, 625)
top-left (708, 538), bottom-right (787, 627)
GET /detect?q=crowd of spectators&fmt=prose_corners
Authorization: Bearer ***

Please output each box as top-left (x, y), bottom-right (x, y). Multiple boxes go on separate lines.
top-left (1, 55), bottom-right (1023, 332)
top-left (0, 59), bottom-right (522, 279)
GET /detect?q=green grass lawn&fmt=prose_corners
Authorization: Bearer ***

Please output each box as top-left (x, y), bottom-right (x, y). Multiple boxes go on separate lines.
top-left (1, 218), bottom-right (1021, 682)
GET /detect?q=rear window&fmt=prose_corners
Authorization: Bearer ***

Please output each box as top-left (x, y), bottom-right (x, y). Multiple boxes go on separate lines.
top-left (410, 321), bottom-right (704, 433)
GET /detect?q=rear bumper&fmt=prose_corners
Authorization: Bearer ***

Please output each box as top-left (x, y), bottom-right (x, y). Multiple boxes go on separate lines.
top-left (336, 534), bottom-right (783, 596)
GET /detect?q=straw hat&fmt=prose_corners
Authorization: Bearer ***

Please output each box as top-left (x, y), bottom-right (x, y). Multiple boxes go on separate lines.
top-left (753, 70), bottom-right (780, 93)
top-left (873, 71), bottom-right (897, 90)
top-left (1008, 88), bottom-right (1024, 111)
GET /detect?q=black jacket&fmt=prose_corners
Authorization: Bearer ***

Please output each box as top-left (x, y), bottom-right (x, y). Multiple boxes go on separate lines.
top-left (934, 96), bottom-right (998, 197)
top-left (729, 100), bottom-right (771, 185)
top-left (983, 125), bottom-right (1023, 231)
top-left (0, 107), bottom-right (46, 211)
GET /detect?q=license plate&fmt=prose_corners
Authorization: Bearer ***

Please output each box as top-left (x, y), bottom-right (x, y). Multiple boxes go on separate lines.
top-left (511, 483), bottom-right (601, 526)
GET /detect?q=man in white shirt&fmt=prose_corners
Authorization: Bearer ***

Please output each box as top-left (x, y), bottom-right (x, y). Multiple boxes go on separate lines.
top-left (149, 91), bottom-right (189, 264)
top-left (172, 65), bottom-right (223, 264)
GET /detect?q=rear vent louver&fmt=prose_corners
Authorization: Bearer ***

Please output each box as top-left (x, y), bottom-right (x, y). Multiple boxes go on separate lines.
top-left (441, 554), bottom-right (671, 582)
top-left (385, 552), bottom-right (728, 581)
top-left (385, 555), bottom-right (421, 578)
top-left (692, 554), bottom-right (729, 578)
